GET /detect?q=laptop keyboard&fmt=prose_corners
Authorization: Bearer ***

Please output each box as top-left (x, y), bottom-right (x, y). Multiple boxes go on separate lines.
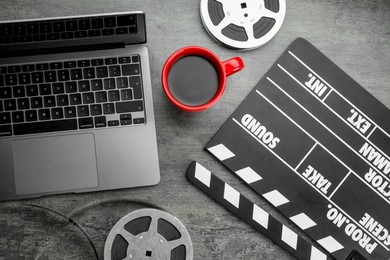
top-left (0, 55), bottom-right (146, 137)
top-left (0, 14), bottom-right (137, 45)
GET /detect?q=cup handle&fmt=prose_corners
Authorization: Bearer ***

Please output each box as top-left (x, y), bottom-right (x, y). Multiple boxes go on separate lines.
top-left (222, 57), bottom-right (244, 77)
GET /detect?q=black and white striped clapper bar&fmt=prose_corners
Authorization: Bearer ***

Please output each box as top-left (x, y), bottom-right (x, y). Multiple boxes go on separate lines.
top-left (186, 161), bottom-right (334, 260)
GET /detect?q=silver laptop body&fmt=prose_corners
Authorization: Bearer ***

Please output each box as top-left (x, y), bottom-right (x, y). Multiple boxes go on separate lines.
top-left (0, 12), bottom-right (160, 201)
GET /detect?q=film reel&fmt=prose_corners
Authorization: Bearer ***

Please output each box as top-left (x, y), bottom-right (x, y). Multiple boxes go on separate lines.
top-left (200, 0), bottom-right (286, 50)
top-left (104, 208), bottom-right (193, 260)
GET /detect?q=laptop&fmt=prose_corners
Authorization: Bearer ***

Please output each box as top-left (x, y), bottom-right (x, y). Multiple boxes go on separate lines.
top-left (0, 12), bottom-right (160, 201)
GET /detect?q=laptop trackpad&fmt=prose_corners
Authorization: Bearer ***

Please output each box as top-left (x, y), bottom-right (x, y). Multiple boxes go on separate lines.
top-left (13, 133), bottom-right (98, 195)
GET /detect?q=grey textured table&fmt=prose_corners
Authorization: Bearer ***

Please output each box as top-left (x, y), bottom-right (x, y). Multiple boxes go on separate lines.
top-left (0, 0), bottom-right (389, 259)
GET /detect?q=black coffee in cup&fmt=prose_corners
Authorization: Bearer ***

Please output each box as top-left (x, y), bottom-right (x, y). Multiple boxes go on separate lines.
top-left (167, 55), bottom-right (219, 107)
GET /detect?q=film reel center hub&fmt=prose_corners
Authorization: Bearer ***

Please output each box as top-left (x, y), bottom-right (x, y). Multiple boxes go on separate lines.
top-left (104, 209), bottom-right (193, 260)
top-left (200, 0), bottom-right (286, 50)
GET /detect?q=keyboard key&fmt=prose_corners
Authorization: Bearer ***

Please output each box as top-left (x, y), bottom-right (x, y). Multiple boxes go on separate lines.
top-left (18, 73), bottom-right (31, 84)
top-left (0, 75), bottom-right (3, 87)
top-left (38, 109), bottom-right (50, 120)
top-left (78, 60), bottom-right (90, 67)
top-left (103, 103), bottom-right (115, 114)
top-left (133, 118), bottom-right (145, 124)
top-left (0, 67), bottom-right (7, 74)
top-left (31, 97), bottom-right (43, 108)
top-left (13, 85), bottom-right (25, 97)
top-left (77, 105), bottom-right (89, 117)
top-left (36, 63), bottom-right (49, 71)
top-left (108, 90), bottom-right (120, 101)
top-left (40, 23), bottom-right (52, 33)
top-left (26, 23), bottom-right (39, 34)
top-left (70, 93), bottom-right (82, 105)
top-left (57, 70), bottom-right (70, 81)
top-left (82, 92), bottom-right (94, 104)
top-left (33, 34), bottom-right (46, 41)
top-left (61, 32), bottom-right (74, 39)
top-left (8, 65), bottom-right (21, 73)
top-left (44, 71), bottom-right (57, 82)
top-left (129, 76), bottom-right (142, 99)
top-left (74, 31), bottom-right (88, 38)
top-left (121, 118), bottom-right (132, 125)
top-left (64, 106), bottom-right (77, 118)
top-left (43, 96), bottom-right (56, 107)
top-left (94, 116), bottom-right (106, 127)
top-left (13, 119), bottom-right (78, 135)
top-left (70, 69), bottom-right (82, 80)
top-left (25, 110), bottom-right (38, 122)
top-left (109, 65), bottom-right (120, 76)
top-left (0, 25), bottom-right (12, 36)
top-left (132, 56), bottom-right (139, 62)
top-left (51, 107), bottom-right (64, 119)
top-left (50, 62), bottom-right (63, 70)
top-left (117, 15), bottom-right (135, 26)
top-left (96, 66), bottom-right (108, 78)
top-left (0, 100), bottom-right (2, 111)
top-left (104, 78), bottom-right (115, 89)
top-left (115, 27), bottom-right (128, 34)
top-left (91, 59), bottom-right (104, 66)
top-left (53, 21), bottom-right (65, 32)
top-left (26, 85), bottom-right (39, 96)
top-left (32, 72), bottom-right (44, 83)
top-left (88, 30), bottom-right (101, 37)
top-left (95, 91), bottom-right (107, 103)
top-left (91, 79), bottom-right (103, 90)
top-left (120, 114), bottom-right (132, 120)
top-left (57, 95), bottom-right (69, 106)
top-left (13, 23), bottom-right (26, 35)
top-left (90, 104), bottom-right (102, 116)
top-left (65, 20), bottom-right (78, 31)
top-left (39, 84), bottom-right (52, 95)
top-left (0, 125), bottom-right (12, 136)
top-left (0, 87), bottom-right (12, 99)
top-left (108, 120), bottom-right (119, 127)
top-left (17, 98), bottom-right (29, 110)
top-left (78, 81), bottom-right (90, 92)
top-left (5, 74), bottom-right (17, 85)
top-left (122, 64), bottom-right (140, 75)
top-left (22, 64), bottom-right (35, 72)
top-left (105, 58), bottom-right (118, 65)
top-left (78, 19), bottom-right (91, 30)
top-left (121, 89), bottom-right (133, 100)
top-left (83, 67), bottom-right (95, 79)
top-left (0, 112), bottom-right (11, 124)
top-left (104, 17), bottom-right (116, 28)
top-left (65, 81), bottom-right (77, 93)
top-left (116, 100), bottom-right (143, 113)
top-left (102, 28), bottom-right (114, 36)
top-left (64, 61), bottom-right (76, 68)
top-left (4, 99), bottom-right (16, 111)
top-left (12, 111), bottom-right (24, 123)
top-left (18, 34), bottom-right (32, 43)
top-left (91, 18), bottom-right (104, 29)
top-left (52, 82), bottom-right (65, 94)
top-left (119, 57), bottom-right (131, 64)
top-left (116, 77), bottom-right (128, 88)
top-left (79, 117), bottom-right (93, 129)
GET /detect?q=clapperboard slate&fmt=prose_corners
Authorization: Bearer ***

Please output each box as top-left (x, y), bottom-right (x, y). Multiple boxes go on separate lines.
top-left (206, 38), bottom-right (390, 260)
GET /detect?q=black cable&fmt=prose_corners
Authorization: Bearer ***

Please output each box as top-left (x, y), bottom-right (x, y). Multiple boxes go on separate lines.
top-left (22, 203), bottom-right (100, 260)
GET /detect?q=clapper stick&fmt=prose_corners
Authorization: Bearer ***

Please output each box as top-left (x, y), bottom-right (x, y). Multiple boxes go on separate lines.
top-left (187, 161), bottom-right (333, 260)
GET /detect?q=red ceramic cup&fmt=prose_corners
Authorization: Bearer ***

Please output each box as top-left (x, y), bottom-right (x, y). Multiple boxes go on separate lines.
top-left (162, 46), bottom-right (244, 112)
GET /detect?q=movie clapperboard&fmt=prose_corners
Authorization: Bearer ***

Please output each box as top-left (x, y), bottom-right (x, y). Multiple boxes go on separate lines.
top-left (205, 38), bottom-right (390, 260)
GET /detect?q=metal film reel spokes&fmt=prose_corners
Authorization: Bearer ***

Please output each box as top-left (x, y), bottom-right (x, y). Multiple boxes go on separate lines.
top-left (104, 209), bottom-right (193, 260)
top-left (200, 0), bottom-right (286, 50)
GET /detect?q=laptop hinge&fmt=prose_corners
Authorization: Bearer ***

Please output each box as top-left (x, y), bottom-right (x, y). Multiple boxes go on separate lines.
top-left (0, 42), bottom-right (126, 58)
